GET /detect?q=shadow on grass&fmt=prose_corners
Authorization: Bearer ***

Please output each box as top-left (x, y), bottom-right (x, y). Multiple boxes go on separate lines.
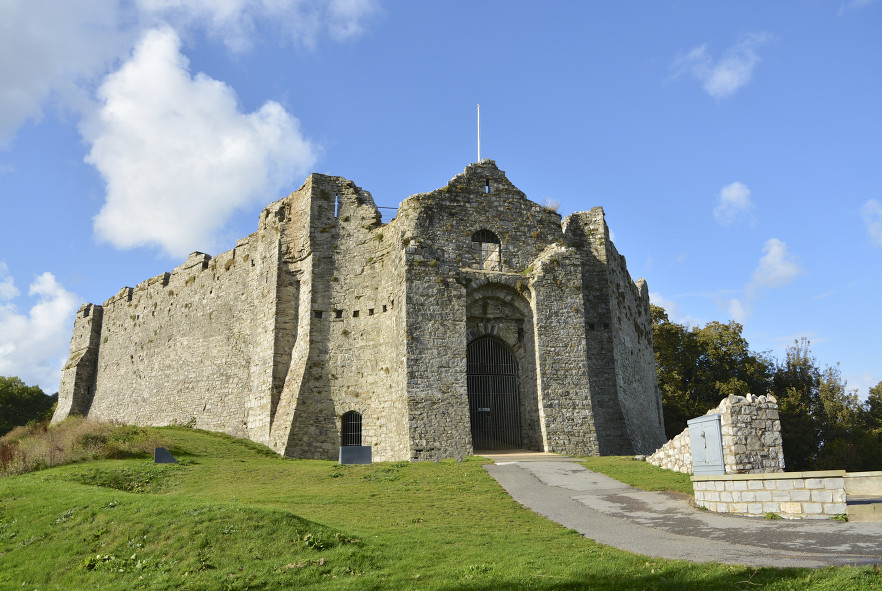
top-left (434, 563), bottom-right (879, 591)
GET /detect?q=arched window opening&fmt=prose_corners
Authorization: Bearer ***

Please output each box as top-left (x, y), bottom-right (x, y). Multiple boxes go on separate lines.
top-left (471, 230), bottom-right (501, 271)
top-left (341, 411), bottom-right (363, 446)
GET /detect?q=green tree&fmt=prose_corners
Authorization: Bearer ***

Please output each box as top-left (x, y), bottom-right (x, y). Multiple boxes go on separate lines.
top-left (652, 306), bottom-right (882, 471)
top-left (813, 363), bottom-right (866, 470)
top-left (0, 377), bottom-right (57, 436)
top-left (847, 381), bottom-right (882, 471)
top-left (651, 305), bottom-right (771, 438)
top-left (651, 305), bottom-right (700, 437)
top-left (865, 381), bottom-right (882, 432)
top-left (770, 338), bottom-right (822, 471)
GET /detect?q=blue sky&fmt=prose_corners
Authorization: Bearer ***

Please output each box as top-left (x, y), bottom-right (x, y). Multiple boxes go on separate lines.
top-left (1, 1), bottom-right (880, 397)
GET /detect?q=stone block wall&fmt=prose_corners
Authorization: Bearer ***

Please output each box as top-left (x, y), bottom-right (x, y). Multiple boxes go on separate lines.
top-left (720, 394), bottom-right (784, 473)
top-left (55, 303), bottom-right (103, 418)
top-left (692, 472), bottom-right (847, 519)
top-left (54, 160), bottom-right (666, 462)
top-left (529, 243), bottom-right (598, 456)
top-left (646, 428), bottom-right (692, 473)
top-left (648, 394), bottom-right (784, 474)
top-left (563, 211), bottom-right (635, 455)
top-left (274, 174), bottom-right (410, 461)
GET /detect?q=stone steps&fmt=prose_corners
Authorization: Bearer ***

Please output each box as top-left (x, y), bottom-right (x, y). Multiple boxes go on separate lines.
top-left (846, 497), bottom-right (882, 522)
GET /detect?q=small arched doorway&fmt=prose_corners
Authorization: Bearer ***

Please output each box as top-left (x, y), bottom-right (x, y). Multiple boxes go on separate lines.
top-left (467, 336), bottom-right (521, 449)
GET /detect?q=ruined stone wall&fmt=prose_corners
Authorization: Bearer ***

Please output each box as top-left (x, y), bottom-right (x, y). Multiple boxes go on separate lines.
top-left (648, 394), bottom-right (785, 474)
top-left (81, 225), bottom-right (281, 441)
top-left (604, 238), bottom-right (667, 455)
top-left (55, 179), bottom-right (309, 448)
top-left (402, 247), bottom-right (472, 460)
top-left (392, 162), bottom-right (621, 457)
top-left (55, 304), bottom-right (103, 419)
top-left (529, 244), bottom-right (599, 455)
top-left (563, 211), bottom-right (634, 455)
top-left (322, 176), bottom-right (409, 461)
top-left (646, 428), bottom-right (692, 473)
top-left (274, 175), bottom-right (410, 461)
top-left (390, 163), bottom-right (569, 459)
top-left (55, 160), bottom-right (665, 462)
top-left (394, 162), bottom-right (565, 275)
top-left (561, 207), bottom-right (665, 455)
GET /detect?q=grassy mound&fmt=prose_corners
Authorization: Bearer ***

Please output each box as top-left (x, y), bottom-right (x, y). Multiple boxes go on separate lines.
top-left (1, 424), bottom-right (879, 590)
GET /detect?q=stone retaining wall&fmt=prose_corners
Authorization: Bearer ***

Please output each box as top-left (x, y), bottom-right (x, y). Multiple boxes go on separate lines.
top-left (692, 471), bottom-right (847, 519)
top-left (647, 393), bottom-right (784, 474)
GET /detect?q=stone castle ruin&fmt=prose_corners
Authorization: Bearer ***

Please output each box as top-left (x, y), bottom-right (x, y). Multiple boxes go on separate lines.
top-left (53, 161), bottom-right (666, 461)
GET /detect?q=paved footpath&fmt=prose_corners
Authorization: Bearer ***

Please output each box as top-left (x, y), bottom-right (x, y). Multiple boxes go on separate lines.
top-left (484, 459), bottom-right (882, 568)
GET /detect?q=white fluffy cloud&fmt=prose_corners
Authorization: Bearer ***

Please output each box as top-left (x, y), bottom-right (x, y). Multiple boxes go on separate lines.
top-left (861, 199), bottom-right (882, 246)
top-left (0, 262), bottom-right (19, 300)
top-left (839, 0), bottom-right (880, 16)
top-left (0, 0), bottom-right (134, 144)
top-left (0, 0), bottom-right (380, 142)
top-left (727, 298), bottom-right (747, 324)
top-left (671, 32), bottom-right (769, 99)
top-left (726, 239), bottom-right (804, 323)
top-left (81, 27), bottom-right (317, 257)
top-left (136, 0), bottom-right (381, 51)
top-left (750, 238), bottom-right (804, 292)
top-left (0, 263), bottom-right (79, 393)
top-left (713, 182), bottom-right (755, 226)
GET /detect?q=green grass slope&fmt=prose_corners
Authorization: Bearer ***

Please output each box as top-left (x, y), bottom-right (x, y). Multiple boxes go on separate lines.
top-left (1, 426), bottom-right (879, 590)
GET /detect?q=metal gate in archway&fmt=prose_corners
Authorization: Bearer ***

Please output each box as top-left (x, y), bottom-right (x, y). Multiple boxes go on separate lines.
top-left (467, 336), bottom-right (521, 449)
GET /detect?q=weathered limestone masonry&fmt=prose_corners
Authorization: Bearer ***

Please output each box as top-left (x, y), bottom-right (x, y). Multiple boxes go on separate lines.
top-left (53, 161), bottom-right (666, 461)
top-left (647, 394), bottom-right (784, 474)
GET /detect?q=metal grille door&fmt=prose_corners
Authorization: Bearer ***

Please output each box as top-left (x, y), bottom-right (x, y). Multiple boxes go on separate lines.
top-left (467, 336), bottom-right (521, 449)
top-left (341, 411), bottom-right (362, 446)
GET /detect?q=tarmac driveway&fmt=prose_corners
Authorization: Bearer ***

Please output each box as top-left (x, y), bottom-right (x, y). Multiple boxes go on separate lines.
top-left (484, 460), bottom-right (882, 568)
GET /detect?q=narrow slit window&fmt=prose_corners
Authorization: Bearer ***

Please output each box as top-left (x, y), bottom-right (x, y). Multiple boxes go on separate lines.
top-left (341, 411), bottom-right (362, 446)
top-left (471, 229), bottom-right (501, 271)
top-left (485, 179), bottom-right (490, 193)
top-left (335, 309), bottom-right (343, 319)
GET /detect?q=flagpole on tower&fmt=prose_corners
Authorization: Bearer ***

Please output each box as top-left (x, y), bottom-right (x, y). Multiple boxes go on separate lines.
top-left (477, 104), bottom-right (481, 162)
